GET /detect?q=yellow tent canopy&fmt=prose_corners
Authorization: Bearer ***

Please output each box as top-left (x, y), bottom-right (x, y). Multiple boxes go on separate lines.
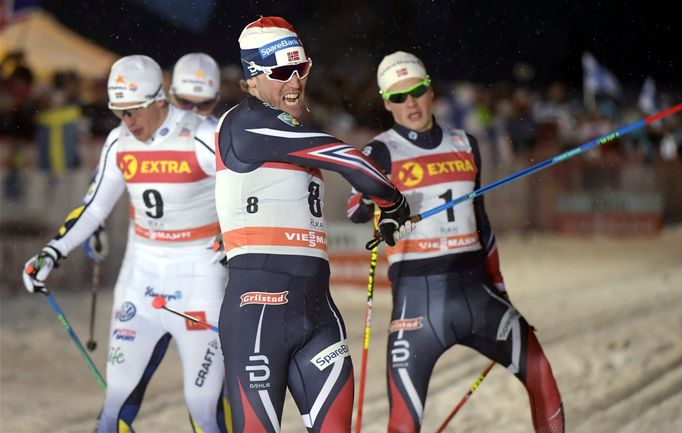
top-left (0, 10), bottom-right (118, 81)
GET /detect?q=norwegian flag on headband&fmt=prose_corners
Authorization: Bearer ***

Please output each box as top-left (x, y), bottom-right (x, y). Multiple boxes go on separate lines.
top-left (0, 0), bottom-right (39, 29)
top-left (396, 67), bottom-right (408, 77)
top-left (287, 50), bottom-right (300, 62)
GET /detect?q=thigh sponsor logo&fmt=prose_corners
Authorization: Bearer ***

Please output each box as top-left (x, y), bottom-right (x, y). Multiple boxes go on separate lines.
top-left (184, 311), bottom-right (208, 331)
top-left (310, 340), bottom-right (350, 371)
top-left (112, 328), bottom-right (136, 342)
top-left (195, 339), bottom-right (218, 387)
top-left (239, 291), bottom-right (288, 307)
top-left (144, 286), bottom-right (182, 301)
top-left (391, 339), bottom-right (411, 366)
top-left (497, 307), bottom-right (520, 341)
top-left (117, 302), bottom-right (136, 322)
top-left (389, 317), bottom-right (424, 333)
top-left (108, 346), bottom-right (126, 365)
top-left (245, 354), bottom-right (270, 388)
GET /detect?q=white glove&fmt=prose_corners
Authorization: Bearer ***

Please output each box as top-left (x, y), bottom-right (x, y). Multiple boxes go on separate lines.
top-left (22, 246), bottom-right (62, 293)
top-left (83, 225), bottom-right (109, 263)
top-left (208, 233), bottom-right (227, 266)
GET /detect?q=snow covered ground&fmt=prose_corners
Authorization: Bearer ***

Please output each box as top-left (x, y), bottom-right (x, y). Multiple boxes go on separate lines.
top-left (2, 229), bottom-right (681, 432)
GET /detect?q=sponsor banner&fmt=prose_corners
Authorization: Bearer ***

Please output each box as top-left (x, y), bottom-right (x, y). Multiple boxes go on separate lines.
top-left (135, 222), bottom-right (220, 242)
top-left (311, 340), bottom-right (350, 371)
top-left (389, 317), bottom-right (424, 333)
top-left (553, 213), bottom-right (662, 236)
top-left (392, 152), bottom-right (476, 191)
top-left (259, 36), bottom-right (302, 58)
top-left (112, 328), bottom-right (136, 341)
top-left (326, 223), bottom-right (391, 289)
top-left (116, 150), bottom-right (208, 183)
top-left (145, 287), bottom-right (182, 300)
top-left (224, 227), bottom-right (327, 252)
top-left (240, 291), bottom-right (289, 307)
top-left (556, 191), bottom-right (663, 213)
top-left (328, 252), bottom-right (390, 289)
top-left (387, 233), bottom-right (480, 256)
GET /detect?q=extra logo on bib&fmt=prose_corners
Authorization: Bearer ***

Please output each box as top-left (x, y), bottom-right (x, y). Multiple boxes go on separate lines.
top-left (117, 150), bottom-right (207, 183)
top-left (393, 152), bottom-right (476, 191)
top-left (239, 291), bottom-right (289, 307)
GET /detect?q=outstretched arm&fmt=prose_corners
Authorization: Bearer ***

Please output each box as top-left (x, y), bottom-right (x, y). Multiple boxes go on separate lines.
top-left (218, 100), bottom-right (402, 208)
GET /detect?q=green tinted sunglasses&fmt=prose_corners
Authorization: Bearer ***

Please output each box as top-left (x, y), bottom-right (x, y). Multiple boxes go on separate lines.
top-left (381, 76), bottom-right (431, 103)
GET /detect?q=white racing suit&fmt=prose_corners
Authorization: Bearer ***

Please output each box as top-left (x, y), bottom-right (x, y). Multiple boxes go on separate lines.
top-left (48, 105), bottom-right (229, 433)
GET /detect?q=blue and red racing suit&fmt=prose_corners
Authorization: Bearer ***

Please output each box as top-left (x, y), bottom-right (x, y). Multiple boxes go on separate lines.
top-left (347, 121), bottom-right (564, 433)
top-left (215, 95), bottom-right (404, 433)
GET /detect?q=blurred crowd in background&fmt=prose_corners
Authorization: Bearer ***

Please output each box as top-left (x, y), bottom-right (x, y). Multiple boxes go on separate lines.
top-left (3, 47), bottom-right (680, 174)
top-left (2, 46), bottom-right (681, 294)
top-left (1, 47), bottom-right (681, 219)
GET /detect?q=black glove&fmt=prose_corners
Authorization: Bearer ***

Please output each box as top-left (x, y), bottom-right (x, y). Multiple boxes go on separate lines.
top-left (83, 225), bottom-right (109, 263)
top-left (378, 194), bottom-right (411, 247)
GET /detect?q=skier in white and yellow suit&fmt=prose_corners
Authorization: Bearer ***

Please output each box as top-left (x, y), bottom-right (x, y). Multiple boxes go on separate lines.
top-left (23, 55), bottom-right (229, 433)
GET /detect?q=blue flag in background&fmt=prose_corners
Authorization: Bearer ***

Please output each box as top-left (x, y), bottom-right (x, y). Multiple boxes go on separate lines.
top-left (0, 0), bottom-right (39, 28)
top-left (581, 52), bottom-right (622, 99)
top-left (637, 76), bottom-right (657, 115)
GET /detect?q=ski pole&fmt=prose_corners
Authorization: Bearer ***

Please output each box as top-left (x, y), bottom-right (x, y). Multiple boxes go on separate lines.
top-left (41, 288), bottom-right (107, 390)
top-left (355, 210), bottom-right (380, 433)
top-left (151, 296), bottom-right (219, 333)
top-left (434, 361), bottom-right (495, 433)
top-left (86, 262), bottom-right (100, 351)
top-left (366, 103), bottom-right (682, 249)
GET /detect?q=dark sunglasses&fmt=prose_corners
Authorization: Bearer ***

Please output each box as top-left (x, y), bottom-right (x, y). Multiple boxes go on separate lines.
top-left (381, 76), bottom-right (431, 103)
top-left (174, 95), bottom-right (217, 111)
